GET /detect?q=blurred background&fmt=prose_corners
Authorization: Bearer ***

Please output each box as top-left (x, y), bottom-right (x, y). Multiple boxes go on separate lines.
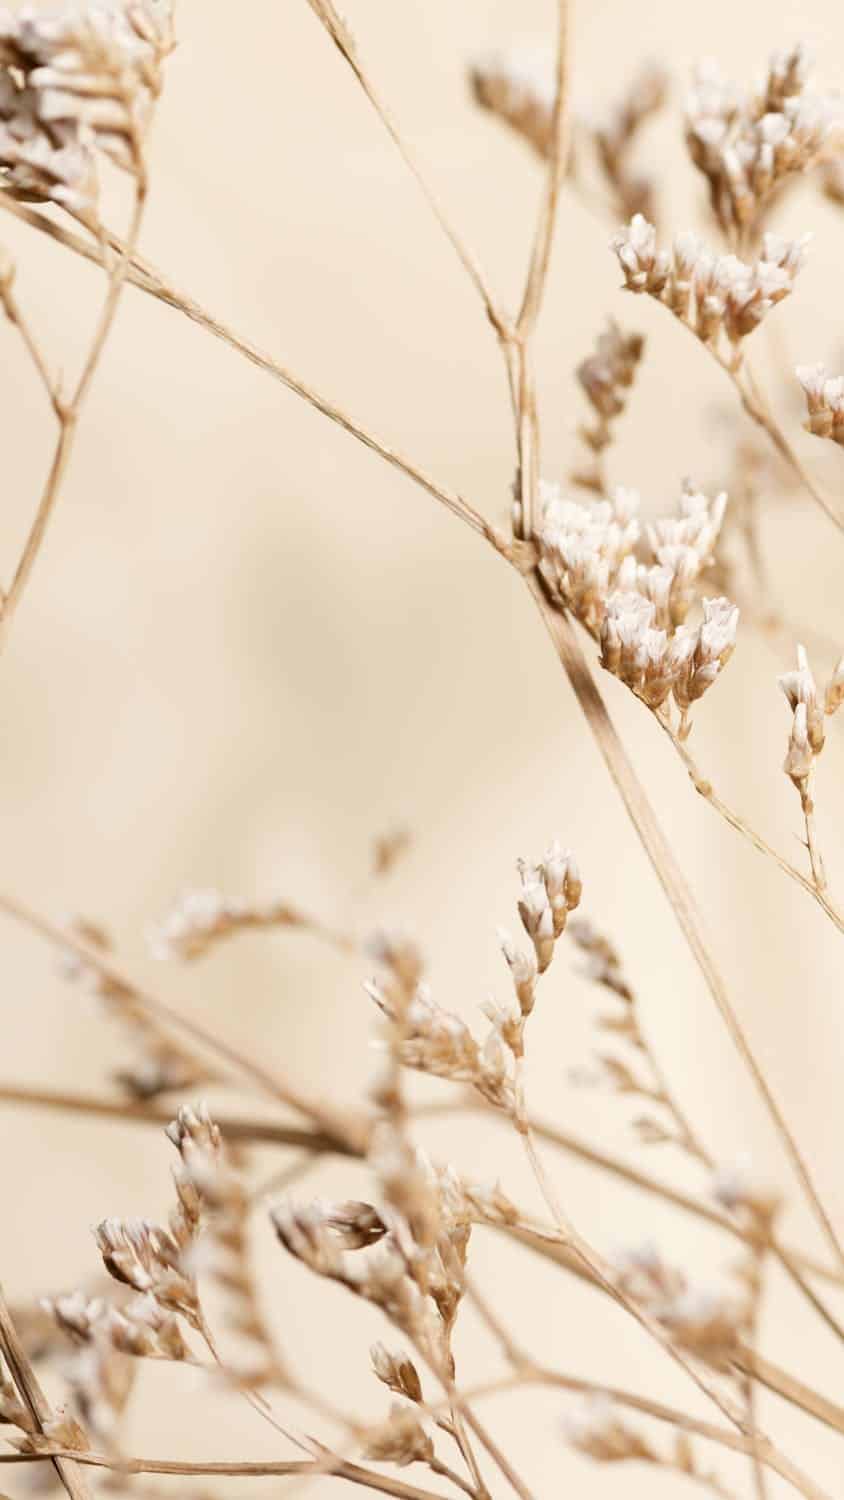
top-left (3, 0), bottom-right (844, 1493)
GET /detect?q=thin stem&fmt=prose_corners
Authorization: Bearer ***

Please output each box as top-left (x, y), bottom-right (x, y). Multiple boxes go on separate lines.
top-left (798, 774), bottom-right (827, 892)
top-left (514, 1122), bottom-right (827, 1500)
top-left (530, 585), bottom-right (844, 1276)
top-left (0, 179), bottom-right (147, 651)
top-left (428, 1459), bottom-right (477, 1499)
top-left (517, 0), bottom-right (572, 338)
top-left (408, 1334), bottom-right (533, 1500)
top-left (652, 295), bottom-right (844, 536)
top-left (655, 713), bottom-right (844, 933)
top-left (501, 1218), bottom-right (844, 1439)
top-left (302, 0), bottom-right (507, 334)
top-left (0, 275), bottom-right (63, 414)
top-left (457, 1369), bottom-right (831, 1500)
top-left (0, 889), bottom-right (369, 1153)
top-left (0, 1285), bottom-right (93, 1500)
top-left (0, 193), bottom-right (508, 560)
top-left (739, 361), bottom-right (844, 536)
top-left (4, 1080), bottom-right (843, 1297)
top-left (0, 1449), bottom-right (453, 1500)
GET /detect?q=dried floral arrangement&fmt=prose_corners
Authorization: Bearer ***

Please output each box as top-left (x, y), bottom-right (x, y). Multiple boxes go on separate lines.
top-left (2, 3), bottom-right (844, 1499)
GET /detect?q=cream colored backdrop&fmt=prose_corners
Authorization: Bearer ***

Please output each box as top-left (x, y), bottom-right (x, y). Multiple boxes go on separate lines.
top-left (3, 0), bottom-right (844, 1495)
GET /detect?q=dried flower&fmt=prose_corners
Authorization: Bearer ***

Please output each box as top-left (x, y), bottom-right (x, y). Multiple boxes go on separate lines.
top-left (825, 656), bottom-right (844, 716)
top-left (364, 1402), bottom-right (434, 1467)
top-left (469, 46), bottom-right (556, 158)
top-left (685, 45), bottom-right (842, 236)
top-left (0, 0), bottom-right (174, 217)
top-left (711, 1157), bottom-right (781, 1232)
top-left (589, 62), bottom-right (668, 222)
top-left (612, 216), bottom-right (809, 358)
top-left (94, 1217), bottom-right (201, 1327)
top-left (537, 478), bottom-right (737, 736)
top-left (796, 363), bottom-right (844, 444)
top-left (574, 321), bottom-right (644, 492)
top-left (779, 644), bottom-right (825, 754)
top-left (612, 1243), bottom-right (743, 1365)
top-left (566, 1393), bottom-right (658, 1462)
top-left (370, 1343), bottom-right (423, 1403)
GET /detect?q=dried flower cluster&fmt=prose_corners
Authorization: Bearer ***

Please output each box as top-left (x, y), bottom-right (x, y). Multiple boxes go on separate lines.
top-left (565, 1394), bottom-right (658, 1463)
top-left (5, 7), bottom-right (844, 1500)
top-left (537, 479), bottom-right (738, 729)
top-left (611, 215), bottom-right (808, 363)
top-left (588, 63), bottom-right (668, 221)
top-left (574, 320), bottom-right (644, 494)
top-left (470, 49), bottom-right (666, 221)
top-left (685, 44), bottom-right (842, 238)
top-left (469, 46), bottom-right (555, 158)
top-left (796, 363), bottom-right (844, 445)
top-left (612, 1243), bottom-right (744, 1367)
top-left (565, 1396), bottom-right (734, 1496)
top-left (0, 0), bottom-right (173, 217)
top-left (60, 918), bottom-right (215, 1097)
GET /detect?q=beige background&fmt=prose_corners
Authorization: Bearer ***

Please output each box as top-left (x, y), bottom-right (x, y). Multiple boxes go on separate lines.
top-left (3, 0), bottom-right (844, 1494)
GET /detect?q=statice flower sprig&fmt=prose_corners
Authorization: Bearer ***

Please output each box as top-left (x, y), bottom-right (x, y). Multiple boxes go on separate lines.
top-left (685, 43), bottom-right (843, 241)
top-left (536, 479), bottom-right (738, 735)
top-left (611, 215), bottom-right (809, 372)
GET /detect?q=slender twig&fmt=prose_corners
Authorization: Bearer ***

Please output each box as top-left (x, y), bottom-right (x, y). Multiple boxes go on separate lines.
top-left (0, 1286), bottom-right (93, 1500)
top-left (516, 0), bottom-right (572, 339)
top-left (273, 0), bottom-right (844, 1277)
top-left (0, 176), bottom-right (147, 651)
top-left (654, 713), bottom-right (844, 933)
top-left (4, 1080), bottom-right (843, 1299)
top-left (0, 889), bottom-right (369, 1153)
top-left (0, 1448), bottom-right (455, 1500)
top-left (501, 1220), bottom-right (844, 1439)
top-left (798, 773), bottom-right (828, 893)
top-left (739, 360), bottom-right (844, 536)
top-left (302, 0), bottom-right (507, 335)
top-left (457, 1369), bottom-right (832, 1499)
top-left (531, 587), bottom-right (844, 1274)
top-left (512, 1117), bottom-right (827, 1500)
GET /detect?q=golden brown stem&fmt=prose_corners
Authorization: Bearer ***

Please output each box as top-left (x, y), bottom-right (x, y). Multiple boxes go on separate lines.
top-left (0, 1287), bottom-right (93, 1500)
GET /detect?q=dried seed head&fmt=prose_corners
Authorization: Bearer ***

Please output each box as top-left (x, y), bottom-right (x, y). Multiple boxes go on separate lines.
top-left (93, 1217), bottom-right (200, 1325)
top-left (825, 656), bottom-right (844, 715)
top-left (537, 480), bottom-right (736, 731)
top-left (779, 644), bottom-right (825, 754)
top-left (368, 978), bottom-right (514, 1110)
top-left (498, 927), bottom-right (538, 1016)
top-left (364, 1403), bottom-right (434, 1467)
top-left (102, 1294), bottom-right (188, 1360)
top-left (612, 1243), bottom-right (743, 1365)
top-left (370, 1343), bottom-right (423, 1403)
top-left (711, 1157), bottom-right (782, 1230)
top-left (784, 700), bottom-right (813, 785)
top-left (575, 322), bottom-right (645, 487)
top-left (0, 0), bottom-right (174, 216)
top-left (796, 364), bottom-right (844, 444)
top-left (323, 1199), bottom-right (388, 1251)
top-left (565, 1394), bottom-right (658, 1463)
top-left (468, 46), bottom-right (555, 158)
top-left (613, 216), bottom-right (808, 353)
top-left (610, 214), bottom-right (670, 294)
top-left (149, 888), bottom-right (244, 960)
top-left (685, 44), bottom-right (841, 236)
top-left (569, 920), bottom-right (634, 1003)
top-left (44, 1290), bottom-right (104, 1342)
top-left (517, 870), bottom-right (555, 972)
